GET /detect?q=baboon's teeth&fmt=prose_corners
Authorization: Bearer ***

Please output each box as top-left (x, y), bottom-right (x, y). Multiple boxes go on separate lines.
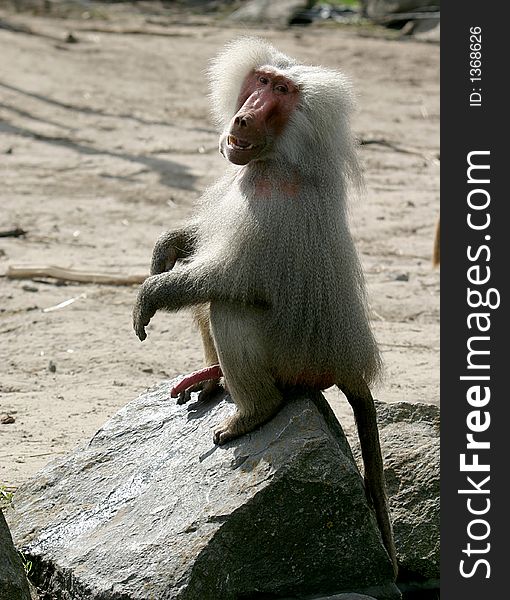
top-left (228, 135), bottom-right (254, 150)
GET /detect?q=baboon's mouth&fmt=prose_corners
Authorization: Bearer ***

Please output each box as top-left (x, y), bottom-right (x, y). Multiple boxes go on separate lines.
top-left (228, 135), bottom-right (257, 151)
top-left (222, 133), bottom-right (263, 165)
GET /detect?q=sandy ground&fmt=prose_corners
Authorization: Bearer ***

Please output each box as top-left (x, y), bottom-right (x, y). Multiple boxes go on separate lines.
top-left (0, 5), bottom-right (439, 490)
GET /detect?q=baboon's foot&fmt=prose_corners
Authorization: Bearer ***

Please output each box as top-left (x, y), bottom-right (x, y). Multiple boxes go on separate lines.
top-left (171, 364), bottom-right (222, 403)
top-left (213, 413), bottom-right (253, 445)
top-left (177, 379), bottom-right (223, 405)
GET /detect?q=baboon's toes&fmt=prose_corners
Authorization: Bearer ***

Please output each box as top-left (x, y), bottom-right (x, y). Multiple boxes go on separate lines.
top-left (198, 380), bottom-right (223, 403)
top-left (176, 380), bottom-right (222, 406)
top-left (213, 413), bottom-right (246, 445)
top-left (213, 422), bottom-right (236, 445)
top-left (213, 427), bottom-right (230, 445)
top-left (176, 389), bottom-right (193, 405)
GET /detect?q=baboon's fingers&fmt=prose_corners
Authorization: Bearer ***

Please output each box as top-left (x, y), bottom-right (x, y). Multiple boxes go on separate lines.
top-left (132, 311), bottom-right (148, 341)
top-left (132, 279), bottom-right (159, 341)
top-left (132, 305), bottom-right (152, 341)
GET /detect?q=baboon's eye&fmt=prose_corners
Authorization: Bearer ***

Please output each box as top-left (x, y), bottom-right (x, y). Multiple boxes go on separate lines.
top-left (274, 84), bottom-right (289, 94)
top-left (258, 76), bottom-right (269, 85)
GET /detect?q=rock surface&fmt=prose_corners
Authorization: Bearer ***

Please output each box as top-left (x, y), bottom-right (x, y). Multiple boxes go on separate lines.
top-left (352, 401), bottom-right (440, 580)
top-left (0, 509), bottom-right (31, 600)
top-left (6, 383), bottom-right (399, 600)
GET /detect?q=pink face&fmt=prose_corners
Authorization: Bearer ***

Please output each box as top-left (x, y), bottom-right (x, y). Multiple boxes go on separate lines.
top-left (221, 69), bottom-right (300, 165)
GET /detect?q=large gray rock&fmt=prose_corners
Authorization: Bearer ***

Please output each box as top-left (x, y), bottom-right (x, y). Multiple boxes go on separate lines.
top-left (6, 383), bottom-right (399, 600)
top-left (353, 401), bottom-right (439, 580)
top-left (0, 510), bottom-right (31, 600)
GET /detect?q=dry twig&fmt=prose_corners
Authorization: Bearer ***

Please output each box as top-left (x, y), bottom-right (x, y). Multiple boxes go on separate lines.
top-left (6, 265), bottom-right (147, 286)
top-left (0, 227), bottom-right (27, 238)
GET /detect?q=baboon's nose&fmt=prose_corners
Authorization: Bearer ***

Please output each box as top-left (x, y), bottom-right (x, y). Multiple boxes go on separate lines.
top-left (234, 113), bottom-right (252, 128)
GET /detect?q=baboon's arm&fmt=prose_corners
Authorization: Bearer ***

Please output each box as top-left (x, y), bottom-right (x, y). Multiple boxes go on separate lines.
top-left (133, 268), bottom-right (208, 341)
top-left (133, 266), bottom-right (269, 342)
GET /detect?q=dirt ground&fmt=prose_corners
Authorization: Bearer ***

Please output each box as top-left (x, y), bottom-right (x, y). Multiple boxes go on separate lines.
top-left (0, 4), bottom-right (439, 490)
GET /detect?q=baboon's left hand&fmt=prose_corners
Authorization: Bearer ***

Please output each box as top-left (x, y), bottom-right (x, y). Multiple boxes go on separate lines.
top-left (132, 276), bottom-right (159, 341)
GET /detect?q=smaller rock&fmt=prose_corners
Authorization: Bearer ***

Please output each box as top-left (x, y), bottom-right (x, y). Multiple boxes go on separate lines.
top-left (352, 401), bottom-right (440, 580)
top-left (1, 414), bottom-right (16, 425)
top-left (0, 510), bottom-right (31, 600)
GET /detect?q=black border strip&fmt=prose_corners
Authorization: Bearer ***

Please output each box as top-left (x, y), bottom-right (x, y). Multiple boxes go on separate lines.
top-left (441, 3), bottom-right (507, 597)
